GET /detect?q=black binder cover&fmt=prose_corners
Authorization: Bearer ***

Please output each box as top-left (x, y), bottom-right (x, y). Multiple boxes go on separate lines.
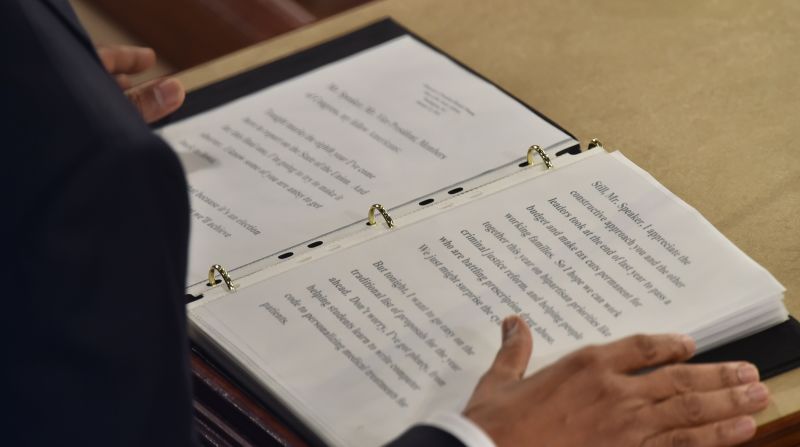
top-left (175, 17), bottom-right (800, 445)
top-left (690, 316), bottom-right (800, 379)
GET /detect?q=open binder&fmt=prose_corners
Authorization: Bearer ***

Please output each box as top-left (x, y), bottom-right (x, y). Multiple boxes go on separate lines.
top-left (158, 18), bottom-right (800, 446)
top-left (192, 142), bottom-right (800, 380)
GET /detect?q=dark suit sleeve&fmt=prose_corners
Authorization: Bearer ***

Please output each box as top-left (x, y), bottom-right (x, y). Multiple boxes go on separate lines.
top-left (385, 425), bottom-right (466, 447)
top-left (3, 1), bottom-right (196, 445)
top-left (7, 133), bottom-right (196, 446)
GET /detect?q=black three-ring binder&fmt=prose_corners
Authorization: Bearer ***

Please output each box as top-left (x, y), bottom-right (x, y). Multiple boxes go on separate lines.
top-left (172, 17), bottom-right (800, 380)
top-left (168, 19), bottom-right (800, 446)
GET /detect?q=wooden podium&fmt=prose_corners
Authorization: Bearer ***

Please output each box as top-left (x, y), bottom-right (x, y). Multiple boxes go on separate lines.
top-left (191, 351), bottom-right (309, 446)
top-left (177, 0), bottom-right (800, 445)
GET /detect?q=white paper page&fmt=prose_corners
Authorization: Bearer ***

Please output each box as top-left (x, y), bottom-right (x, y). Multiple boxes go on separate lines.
top-left (191, 150), bottom-right (784, 446)
top-left (158, 35), bottom-right (575, 286)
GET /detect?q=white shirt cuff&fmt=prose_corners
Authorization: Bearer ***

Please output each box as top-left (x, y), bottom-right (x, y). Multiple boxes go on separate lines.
top-left (424, 412), bottom-right (496, 447)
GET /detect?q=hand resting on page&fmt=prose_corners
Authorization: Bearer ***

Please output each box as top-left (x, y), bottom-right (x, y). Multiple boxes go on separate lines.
top-left (465, 316), bottom-right (769, 447)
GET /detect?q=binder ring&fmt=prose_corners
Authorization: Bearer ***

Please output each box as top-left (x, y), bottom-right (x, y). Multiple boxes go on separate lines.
top-left (208, 264), bottom-right (237, 291)
top-left (526, 145), bottom-right (553, 169)
top-left (587, 138), bottom-right (604, 150)
top-left (367, 204), bottom-right (395, 228)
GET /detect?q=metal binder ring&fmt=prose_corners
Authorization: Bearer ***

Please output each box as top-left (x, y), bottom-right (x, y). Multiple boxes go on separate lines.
top-left (208, 264), bottom-right (236, 291)
top-left (526, 145), bottom-right (553, 169)
top-left (587, 138), bottom-right (604, 150)
top-left (367, 204), bottom-right (395, 228)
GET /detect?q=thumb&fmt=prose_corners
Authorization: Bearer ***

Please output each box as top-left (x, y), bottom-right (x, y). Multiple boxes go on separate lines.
top-left (481, 316), bottom-right (534, 389)
top-left (125, 77), bottom-right (185, 123)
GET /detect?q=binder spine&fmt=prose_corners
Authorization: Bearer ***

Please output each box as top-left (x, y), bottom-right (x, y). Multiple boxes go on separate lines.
top-left (197, 139), bottom-right (604, 295)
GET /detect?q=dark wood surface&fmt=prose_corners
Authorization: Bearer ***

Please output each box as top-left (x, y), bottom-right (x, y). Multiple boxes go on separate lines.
top-left (84, 0), bottom-right (371, 69)
top-left (192, 351), bottom-right (310, 447)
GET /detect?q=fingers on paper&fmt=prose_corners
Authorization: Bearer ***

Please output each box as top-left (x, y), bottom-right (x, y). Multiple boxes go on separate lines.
top-left (479, 316), bottom-right (533, 389)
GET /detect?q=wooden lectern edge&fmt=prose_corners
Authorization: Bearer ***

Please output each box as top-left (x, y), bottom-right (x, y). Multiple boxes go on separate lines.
top-left (191, 351), bottom-right (311, 446)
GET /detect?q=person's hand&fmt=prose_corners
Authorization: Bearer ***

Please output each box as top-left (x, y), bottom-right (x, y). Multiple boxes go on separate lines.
top-left (465, 316), bottom-right (769, 447)
top-left (96, 45), bottom-right (185, 123)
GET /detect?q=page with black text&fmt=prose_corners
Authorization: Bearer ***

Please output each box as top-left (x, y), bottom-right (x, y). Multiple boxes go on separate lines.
top-left (190, 150), bottom-right (785, 446)
top-left (158, 35), bottom-right (576, 286)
